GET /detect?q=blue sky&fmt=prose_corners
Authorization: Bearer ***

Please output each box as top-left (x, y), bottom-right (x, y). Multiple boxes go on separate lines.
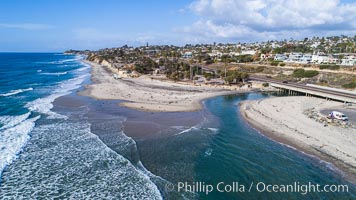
top-left (0, 0), bottom-right (355, 52)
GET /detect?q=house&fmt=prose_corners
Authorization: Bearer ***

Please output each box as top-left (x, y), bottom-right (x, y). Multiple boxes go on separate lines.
top-left (341, 55), bottom-right (356, 66)
top-left (261, 53), bottom-right (275, 60)
top-left (312, 55), bottom-right (330, 64)
top-left (287, 53), bottom-right (303, 62)
top-left (298, 54), bottom-right (312, 64)
top-left (329, 57), bottom-right (340, 64)
top-left (274, 54), bottom-right (288, 61)
top-left (182, 52), bottom-right (193, 58)
top-left (241, 50), bottom-right (256, 55)
top-left (208, 50), bottom-right (223, 58)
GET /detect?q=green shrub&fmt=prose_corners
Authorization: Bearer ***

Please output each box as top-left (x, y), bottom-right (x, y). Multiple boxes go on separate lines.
top-left (342, 81), bottom-right (356, 89)
top-left (256, 66), bottom-right (266, 72)
top-left (236, 55), bottom-right (253, 63)
top-left (292, 69), bottom-right (319, 78)
top-left (304, 70), bottom-right (319, 77)
top-left (319, 65), bottom-right (340, 70)
top-left (205, 59), bottom-right (214, 65)
top-left (262, 83), bottom-right (269, 87)
top-left (279, 63), bottom-right (286, 66)
top-left (271, 61), bottom-right (279, 66)
top-left (292, 69), bottom-right (305, 77)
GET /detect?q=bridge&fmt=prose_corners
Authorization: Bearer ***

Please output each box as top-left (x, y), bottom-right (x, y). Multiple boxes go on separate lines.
top-left (249, 76), bottom-right (356, 104)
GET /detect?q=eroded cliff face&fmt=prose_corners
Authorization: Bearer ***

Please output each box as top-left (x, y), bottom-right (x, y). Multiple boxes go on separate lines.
top-left (87, 53), bottom-right (112, 67)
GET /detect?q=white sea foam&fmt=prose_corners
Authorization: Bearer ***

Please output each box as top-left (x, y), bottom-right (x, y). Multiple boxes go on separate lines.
top-left (0, 112), bottom-right (31, 130)
top-left (25, 74), bottom-right (89, 119)
top-left (204, 148), bottom-right (213, 157)
top-left (0, 115), bottom-right (40, 178)
top-left (56, 55), bottom-right (85, 64)
top-left (207, 127), bottom-right (219, 133)
top-left (40, 72), bottom-right (68, 76)
top-left (0, 121), bottom-right (162, 199)
top-left (0, 88), bottom-right (33, 97)
top-left (65, 55), bottom-right (84, 62)
top-left (175, 126), bottom-right (200, 135)
top-left (75, 65), bottom-right (90, 72)
top-left (173, 124), bottom-right (219, 136)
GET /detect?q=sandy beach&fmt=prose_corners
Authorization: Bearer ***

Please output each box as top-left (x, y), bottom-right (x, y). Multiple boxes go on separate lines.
top-left (79, 61), bottom-right (249, 112)
top-left (240, 96), bottom-right (356, 182)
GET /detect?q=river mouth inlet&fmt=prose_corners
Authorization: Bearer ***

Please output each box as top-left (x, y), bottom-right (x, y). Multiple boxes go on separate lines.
top-left (53, 92), bottom-right (356, 199)
top-left (1, 88), bottom-right (355, 199)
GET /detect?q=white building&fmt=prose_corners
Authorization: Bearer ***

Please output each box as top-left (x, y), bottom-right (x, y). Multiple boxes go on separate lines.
top-left (241, 50), bottom-right (256, 55)
top-left (182, 52), bottom-right (193, 58)
top-left (341, 56), bottom-right (356, 66)
top-left (312, 55), bottom-right (330, 64)
top-left (274, 54), bottom-right (288, 61)
top-left (208, 50), bottom-right (223, 58)
top-left (286, 53), bottom-right (303, 62)
top-left (298, 54), bottom-right (312, 64)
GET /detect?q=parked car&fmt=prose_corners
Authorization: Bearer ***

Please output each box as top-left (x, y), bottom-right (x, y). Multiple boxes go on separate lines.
top-left (328, 111), bottom-right (348, 121)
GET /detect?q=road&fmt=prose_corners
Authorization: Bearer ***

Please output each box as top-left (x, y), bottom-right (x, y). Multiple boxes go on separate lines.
top-left (249, 75), bottom-right (356, 100)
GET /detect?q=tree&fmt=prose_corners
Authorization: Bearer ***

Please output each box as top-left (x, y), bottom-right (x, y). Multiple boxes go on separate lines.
top-left (224, 70), bottom-right (249, 84)
top-left (224, 76), bottom-right (234, 84)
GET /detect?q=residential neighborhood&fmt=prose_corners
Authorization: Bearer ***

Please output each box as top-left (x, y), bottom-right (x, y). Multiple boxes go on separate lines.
top-left (66, 35), bottom-right (356, 89)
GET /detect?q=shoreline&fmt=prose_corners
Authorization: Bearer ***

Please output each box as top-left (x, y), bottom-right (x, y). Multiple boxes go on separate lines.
top-left (240, 97), bottom-right (356, 183)
top-left (79, 60), bottom-right (256, 112)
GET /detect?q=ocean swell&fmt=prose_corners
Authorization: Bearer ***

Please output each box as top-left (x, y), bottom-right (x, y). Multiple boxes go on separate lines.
top-left (0, 88), bottom-right (33, 97)
top-left (40, 72), bottom-right (68, 76)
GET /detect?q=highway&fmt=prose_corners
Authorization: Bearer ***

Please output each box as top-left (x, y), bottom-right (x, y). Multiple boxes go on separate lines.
top-left (249, 76), bottom-right (356, 100)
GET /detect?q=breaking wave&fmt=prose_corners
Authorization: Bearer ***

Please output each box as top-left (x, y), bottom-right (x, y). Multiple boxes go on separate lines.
top-left (26, 74), bottom-right (89, 119)
top-left (40, 72), bottom-right (68, 76)
top-left (0, 121), bottom-right (162, 199)
top-left (0, 115), bottom-right (40, 179)
top-left (0, 88), bottom-right (33, 97)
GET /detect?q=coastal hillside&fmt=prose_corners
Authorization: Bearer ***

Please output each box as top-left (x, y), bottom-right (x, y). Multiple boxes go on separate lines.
top-left (67, 35), bottom-right (355, 91)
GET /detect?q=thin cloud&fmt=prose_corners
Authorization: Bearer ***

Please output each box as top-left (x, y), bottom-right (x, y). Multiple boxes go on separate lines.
top-left (0, 23), bottom-right (53, 30)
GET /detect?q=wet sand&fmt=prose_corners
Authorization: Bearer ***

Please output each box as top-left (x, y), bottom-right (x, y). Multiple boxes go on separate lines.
top-left (54, 93), bottom-right (205, 139)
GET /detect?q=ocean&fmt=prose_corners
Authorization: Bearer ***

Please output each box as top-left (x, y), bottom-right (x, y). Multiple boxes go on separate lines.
top-left (0, 53), bottom-right (162, 199)
top-left (0, 53), bottom-right (89, 175)
top-left (0, 53), bottom-right (354, 199)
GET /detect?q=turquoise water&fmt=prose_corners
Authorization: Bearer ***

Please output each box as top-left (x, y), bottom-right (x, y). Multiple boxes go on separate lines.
top-left (194, 93), bottom-right (355, 199)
